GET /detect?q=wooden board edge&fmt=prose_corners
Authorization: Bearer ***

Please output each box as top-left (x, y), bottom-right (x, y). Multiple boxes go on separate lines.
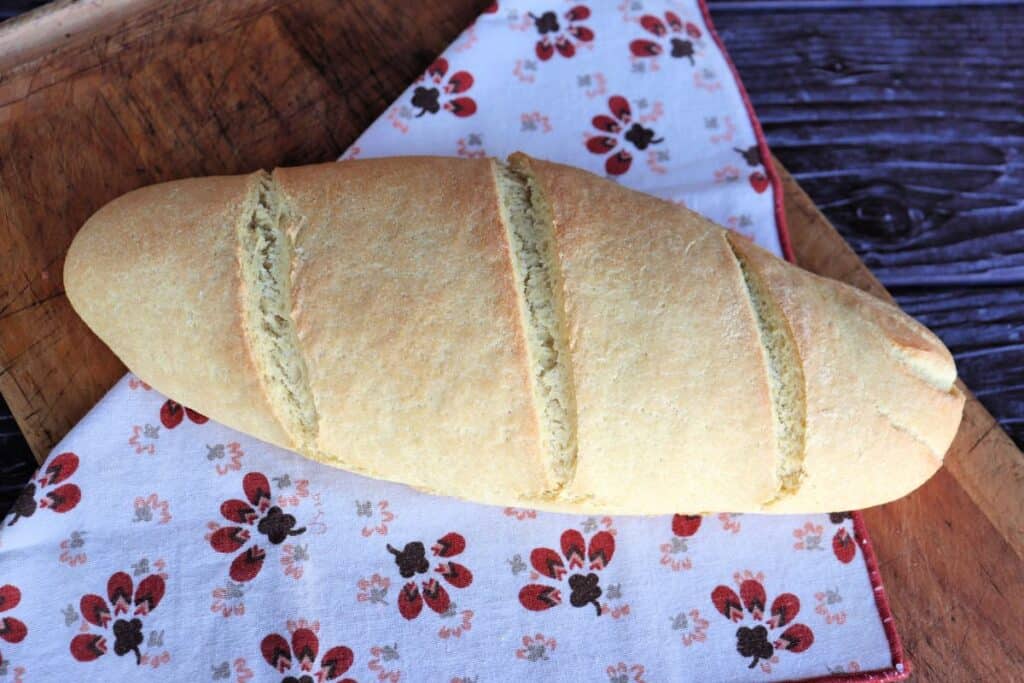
top-left (0, 0), bottom-right (152, 71)
top-left (775, 157), bottom-right (1024, 558)
top-left (0, 0), bottom-right (279, 76)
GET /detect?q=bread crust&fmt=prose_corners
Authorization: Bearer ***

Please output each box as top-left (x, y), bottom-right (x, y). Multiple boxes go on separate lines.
top-left (726, 235), bottom-right (965, 512)
top-left (65, 155), bottom-right (965, 513)
top-left (273, 159), bottom-right (551, 501)
top-left (515, 155), bottom-right (778, 512)
top-left (64, 174), bottom-right (293, 448)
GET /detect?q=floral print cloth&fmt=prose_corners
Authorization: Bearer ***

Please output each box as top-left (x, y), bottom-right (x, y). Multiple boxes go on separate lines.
top-left (0, 2), bottom-right (907, 681)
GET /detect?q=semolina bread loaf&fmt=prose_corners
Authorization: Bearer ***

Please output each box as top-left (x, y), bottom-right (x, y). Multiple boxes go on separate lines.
top-left (64, 154), bottom-right (965, 513)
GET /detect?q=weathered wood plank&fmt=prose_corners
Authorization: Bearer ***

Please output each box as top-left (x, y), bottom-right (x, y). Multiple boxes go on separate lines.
top-left (781, 158), bottom-right (1024, 675)
top-left (712, 4), bottom-right (1024, 446)
top-left (0, 393), bottom-right (34, 511)
top-left (779, 161), bottom-right (1024, 557)
top-left (0, 0), bottom-right (489, 466)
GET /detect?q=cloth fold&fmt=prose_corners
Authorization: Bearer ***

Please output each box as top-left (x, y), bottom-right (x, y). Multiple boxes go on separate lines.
top-left (0, 1), bottom-right (905, 680)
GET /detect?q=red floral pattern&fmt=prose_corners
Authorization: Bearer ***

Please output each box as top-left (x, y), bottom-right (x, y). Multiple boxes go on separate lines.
top-left (7, 451), bottom-right (81, 526)
top-left (586, 96), bottom-right (664, 175)
top-left (732, 144), bottom-right (771, 194)
top-left (503, 507), bottom-right (538, 520)
top-left (815, 588), bottom-right (848, 625)
top-left (792, 513), bottom-right (859, 564)
top-left (515, 632), bottom-right (557, 661)
top-left (519, 528), bottom-right (615, 616)
top-left (386, 532), bottom-right (473, 620)
top-left (209, 472), bottom-right (306, 582)
top-left (0, 585), bottom-right (27, 667)
top-left (672, 514), bottom-right (702, 538)
top-left (630, 11), bottom-right (701, 64)
top-left (605, 661), bottom-right (647, 682)
top-left (711, 574), bottom-right (814, 671)
top-left (829, 512), bottom-right (858, 564)
top-left (261, 627), bottom-right (355, 683)
top-left (661, 515), bottom-right (703, 571)
top-left (70, 571), bottom-right (166, 665)
top-left (357, 500), bottom-right (394, 537)
top-left (411, 58), bottom-right (477, 118)
top-left (528, 6), bottom-right (594, 61)
top-left (438, 609), bottom-right (474, 639)
top-left (159, 400), bottom-right (208, 429)
top-left (673, 608), bottom-right (710, 647)
top-left (718, 513), bottom-right (743, 534)
top-left (367, 643), bottom-right (402, 681)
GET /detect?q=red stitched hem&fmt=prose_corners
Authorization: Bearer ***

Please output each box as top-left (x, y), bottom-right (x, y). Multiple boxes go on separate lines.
top-left (696, 2), bottom-right (909, 681)
top-left (696, 0), bottom-right (794, 262)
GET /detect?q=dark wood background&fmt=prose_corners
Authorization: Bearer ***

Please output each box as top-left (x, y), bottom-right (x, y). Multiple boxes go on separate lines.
top-left (713, 0), bottom-right (1024, 453)
top-left (1, 0), bottom-right (1021, 520)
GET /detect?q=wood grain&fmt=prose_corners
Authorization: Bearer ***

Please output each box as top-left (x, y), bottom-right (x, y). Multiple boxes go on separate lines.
top-left (779, 162), bottom-right (1024, 676)
top-left (0, 2), bottom-right (1020, 678)
top-left (0, 0), bottom-right (489, 462)
top-left (863, 467), bottom-right (1023, 680)
top-left (0, 393), bottom-right (34, 509)
top-left (712, 4), bottom-right (1024, 447)
top-left (780, 161), bottom-right (1024, 550)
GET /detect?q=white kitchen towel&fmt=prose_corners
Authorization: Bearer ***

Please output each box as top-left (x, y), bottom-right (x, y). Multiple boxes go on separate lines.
top-left (345, 0), bottom-right (792, 260)
top-left (0, 2), bottom-right (906, 681)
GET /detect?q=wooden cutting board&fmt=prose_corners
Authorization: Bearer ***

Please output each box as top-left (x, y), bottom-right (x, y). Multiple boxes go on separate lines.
top-left (0, 0), bottom-right (1021, 677)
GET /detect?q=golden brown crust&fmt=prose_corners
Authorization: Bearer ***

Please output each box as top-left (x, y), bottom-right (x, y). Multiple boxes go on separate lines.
top-left (64, 155), bottom-right (965, 514)
top-left (726, 235), bottom-right (965, 511)
top-left (272, 159), bottom-right (551, 502)
top-left (64, 174), bottom-right (293, 448)
top-left (514, 154), bottom-right (779, 513)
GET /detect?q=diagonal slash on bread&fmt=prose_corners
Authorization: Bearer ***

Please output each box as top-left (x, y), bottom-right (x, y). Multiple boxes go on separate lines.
top-left (64, 154), bottom-right (965, 514)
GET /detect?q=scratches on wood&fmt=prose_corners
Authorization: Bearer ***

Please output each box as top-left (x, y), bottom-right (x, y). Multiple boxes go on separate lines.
top-left (863, 464), bottom-right (1023, 680)
top-left (0, 289), bottom-right (64, 322)
top-left (0, 0), bottom-right (489, 466)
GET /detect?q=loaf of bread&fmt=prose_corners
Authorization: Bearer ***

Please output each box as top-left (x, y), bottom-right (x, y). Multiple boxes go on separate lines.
top-left (64, 154), bottom-right (965, 514)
